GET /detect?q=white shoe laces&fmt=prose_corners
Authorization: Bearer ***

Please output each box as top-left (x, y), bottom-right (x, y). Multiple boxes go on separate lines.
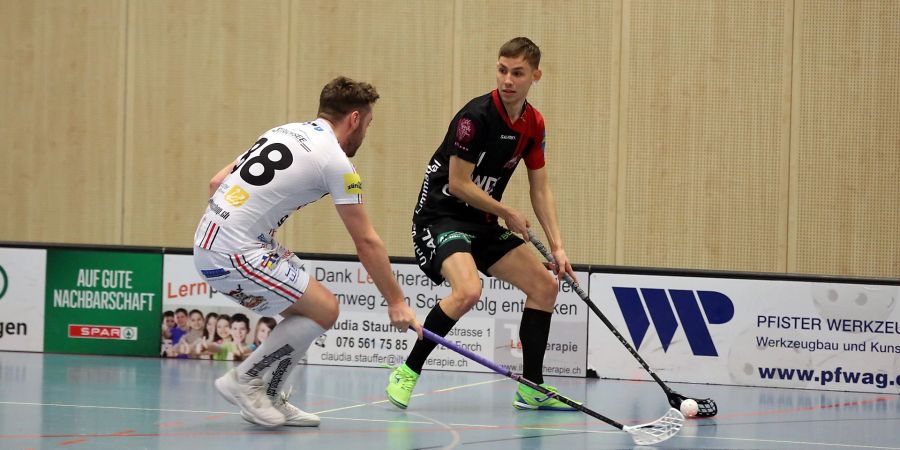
top-left (274, 385), bottom-right (304, 416)
top-left (245, 379), bottom-right (272, 408)
top-left (277, 386), bottom-right (294, 407)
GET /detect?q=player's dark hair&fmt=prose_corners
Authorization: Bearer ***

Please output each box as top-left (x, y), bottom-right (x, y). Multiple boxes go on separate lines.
top-left (175, 308), bottom-right (188, 315)
top-left (231, 313), bottom-right (250, 329)
top-left (214, 314), bottom-right (231, 343)
top-left (317, 76), bottom-right (379, 121)
top-left (203, 312), bottom-right (219, 340)
top-left (499, 37), bottom-right (541, 69)
top-left (163, 310), bottom-right (174, 317)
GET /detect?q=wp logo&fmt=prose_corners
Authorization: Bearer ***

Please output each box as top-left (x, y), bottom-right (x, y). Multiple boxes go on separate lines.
top-left (613, 287), bottom-right (734, 356)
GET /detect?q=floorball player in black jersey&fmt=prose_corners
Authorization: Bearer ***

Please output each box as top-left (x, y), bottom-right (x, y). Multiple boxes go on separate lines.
top-left (387, 37), bottom-right (579, 411)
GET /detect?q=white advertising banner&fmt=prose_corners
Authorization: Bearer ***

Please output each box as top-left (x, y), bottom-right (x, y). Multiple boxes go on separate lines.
top-left (161, 254), bottom-right (269, 359)
top-left (587, 273), bottom-right (900, 393)
top-left (0, 248), bottom-right (46, 352)
top-left (304, 259), bottom-right (589, 376)
top-left (163, 254), bottom-right (248, 310)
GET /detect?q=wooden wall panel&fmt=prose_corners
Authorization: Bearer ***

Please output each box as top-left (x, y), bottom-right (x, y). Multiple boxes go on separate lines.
top-left (454, 0), bottom-right (620, 265)
top-left (125, 0), bottom-right (289, 246)
top-left (1, 0), bottom-right (896, 279)
top-left (790, 1), bottom-right (900, 277)
top-left (0, 0), bottom-right (125, 244)
top-left (278, 0), bottom-right (454, 257)
top-left (618, 0), bottom-right (792, 271)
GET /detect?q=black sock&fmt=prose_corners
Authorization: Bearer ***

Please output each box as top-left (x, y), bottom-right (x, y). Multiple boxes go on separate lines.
top-left (520, 307), bottom-right (553, 385)
top-left (404, 303), bottom-right (457, 374)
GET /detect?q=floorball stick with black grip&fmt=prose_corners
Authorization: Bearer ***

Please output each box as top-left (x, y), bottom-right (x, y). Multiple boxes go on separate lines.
top-left (527, 229), bottom-right (718, 417)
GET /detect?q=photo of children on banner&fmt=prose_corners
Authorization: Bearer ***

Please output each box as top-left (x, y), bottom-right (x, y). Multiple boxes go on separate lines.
top-left (161, 308), bottom-right (280, 361)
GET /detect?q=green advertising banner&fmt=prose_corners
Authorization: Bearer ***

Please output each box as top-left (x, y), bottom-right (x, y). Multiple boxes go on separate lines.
top-left (45, 249), bottom-right (163, 356)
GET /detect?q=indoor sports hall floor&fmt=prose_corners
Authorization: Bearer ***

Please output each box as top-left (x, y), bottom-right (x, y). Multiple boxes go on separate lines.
top-left (0, 351), bottom-right (896, 450)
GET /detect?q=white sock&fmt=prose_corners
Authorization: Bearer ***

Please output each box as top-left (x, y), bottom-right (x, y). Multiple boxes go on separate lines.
top-left (236, 315), bottom-right (325, 398)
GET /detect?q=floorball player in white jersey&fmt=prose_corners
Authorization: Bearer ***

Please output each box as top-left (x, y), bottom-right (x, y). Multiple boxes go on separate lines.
top-left (193, 76), bottom-right (421, 428)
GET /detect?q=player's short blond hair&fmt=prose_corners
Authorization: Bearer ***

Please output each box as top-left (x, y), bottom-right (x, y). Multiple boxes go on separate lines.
top-left (499, 37), bottom-right (541, 70)
top-left (317, 76), bottom-right (380, 121)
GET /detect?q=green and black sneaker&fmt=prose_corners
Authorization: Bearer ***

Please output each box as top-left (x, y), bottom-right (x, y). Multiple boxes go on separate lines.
top-left (513, 383), bottom-right (580, 411)
top-left (386, 364), bottom-right (419, 409)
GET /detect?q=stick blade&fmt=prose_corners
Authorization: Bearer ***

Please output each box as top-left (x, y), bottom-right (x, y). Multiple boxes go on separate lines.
top-left (623, 408), bottom-right (684, 445)
top-left (695, 398), bottom-right (717, 417)
top-left (668, 393), bottom-right (718, 417)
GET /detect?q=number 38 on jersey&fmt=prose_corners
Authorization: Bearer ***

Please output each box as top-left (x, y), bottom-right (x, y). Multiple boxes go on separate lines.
top-left (232, 138), bottom-right (294, 186)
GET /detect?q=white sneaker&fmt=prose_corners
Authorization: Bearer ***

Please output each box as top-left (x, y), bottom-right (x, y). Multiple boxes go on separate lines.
top-left (214, 369), bottom-right (286, 427)
top-left (241, 388), bottom-right (320, 427)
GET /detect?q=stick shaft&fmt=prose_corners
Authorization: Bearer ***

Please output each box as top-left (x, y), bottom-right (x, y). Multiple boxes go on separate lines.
top-left (420, 328), bottom-right (624, 429)
top-left (527, 231), bottom-right (674, 395)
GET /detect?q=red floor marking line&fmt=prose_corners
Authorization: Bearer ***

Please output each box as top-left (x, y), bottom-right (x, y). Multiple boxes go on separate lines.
top-left (7, 425), bottom-right (500, 441)
top-left (157, 421), bottom-right (184, 428)
top-left (701, 395), bottom-right (892, 421)
top-left (15, 396), bottom-right (891, 443)
top-left (109, 429), bottom-right (136, 435)
top-left (4, 423), bottom-right (597, 441)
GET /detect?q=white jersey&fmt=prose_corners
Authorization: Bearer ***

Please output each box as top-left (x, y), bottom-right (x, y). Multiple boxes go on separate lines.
top-left (194, 120), bottom-right (363, 253)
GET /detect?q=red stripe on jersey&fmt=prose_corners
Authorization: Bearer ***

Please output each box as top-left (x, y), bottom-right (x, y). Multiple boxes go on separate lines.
top-left (232, 254), bottom-right (301, 301)
top-left (202, 223), bottom-right (217, 249)
top-left (490, 90), bottom-right (545, 170)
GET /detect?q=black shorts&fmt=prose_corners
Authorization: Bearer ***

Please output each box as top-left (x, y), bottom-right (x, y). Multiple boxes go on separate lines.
top-left (412, 219), bottom-right (525, 284)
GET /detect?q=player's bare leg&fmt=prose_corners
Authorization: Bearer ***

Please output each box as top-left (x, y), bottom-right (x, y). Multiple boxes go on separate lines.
top-left (387, 252), bottom-right (482, 408)
top-left (435, 252), bottom-right (485, 319)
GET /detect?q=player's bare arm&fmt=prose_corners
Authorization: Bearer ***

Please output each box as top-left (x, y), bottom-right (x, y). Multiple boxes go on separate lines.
top-left (448, 156), bottom-right (529, 235)
top-left (527, 167), bottom-right (576, 281)
top-left (208, 162), bottom-right (236, 197)
top-left (336, 203), bottom-right (422, 339)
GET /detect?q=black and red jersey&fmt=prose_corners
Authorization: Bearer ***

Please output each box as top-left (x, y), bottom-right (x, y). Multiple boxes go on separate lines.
top-left (413, 90), bottom-right (546, 225)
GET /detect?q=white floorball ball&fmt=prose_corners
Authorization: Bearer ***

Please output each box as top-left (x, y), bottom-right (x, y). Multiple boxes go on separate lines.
top-left (680, 398), bottom-right (699, 417)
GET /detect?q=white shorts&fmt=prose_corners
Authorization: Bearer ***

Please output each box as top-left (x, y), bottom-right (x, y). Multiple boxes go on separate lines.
top-left (193, 244), bottom-right (311, 317)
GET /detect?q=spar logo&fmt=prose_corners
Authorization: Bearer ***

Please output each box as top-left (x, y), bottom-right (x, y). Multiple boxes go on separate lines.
top-left (68, 325), bottom-right (138, 340)
top-left (0, 264), bottom-right (7, 300)
top-left (613, 287), bottom-right (734, 356)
